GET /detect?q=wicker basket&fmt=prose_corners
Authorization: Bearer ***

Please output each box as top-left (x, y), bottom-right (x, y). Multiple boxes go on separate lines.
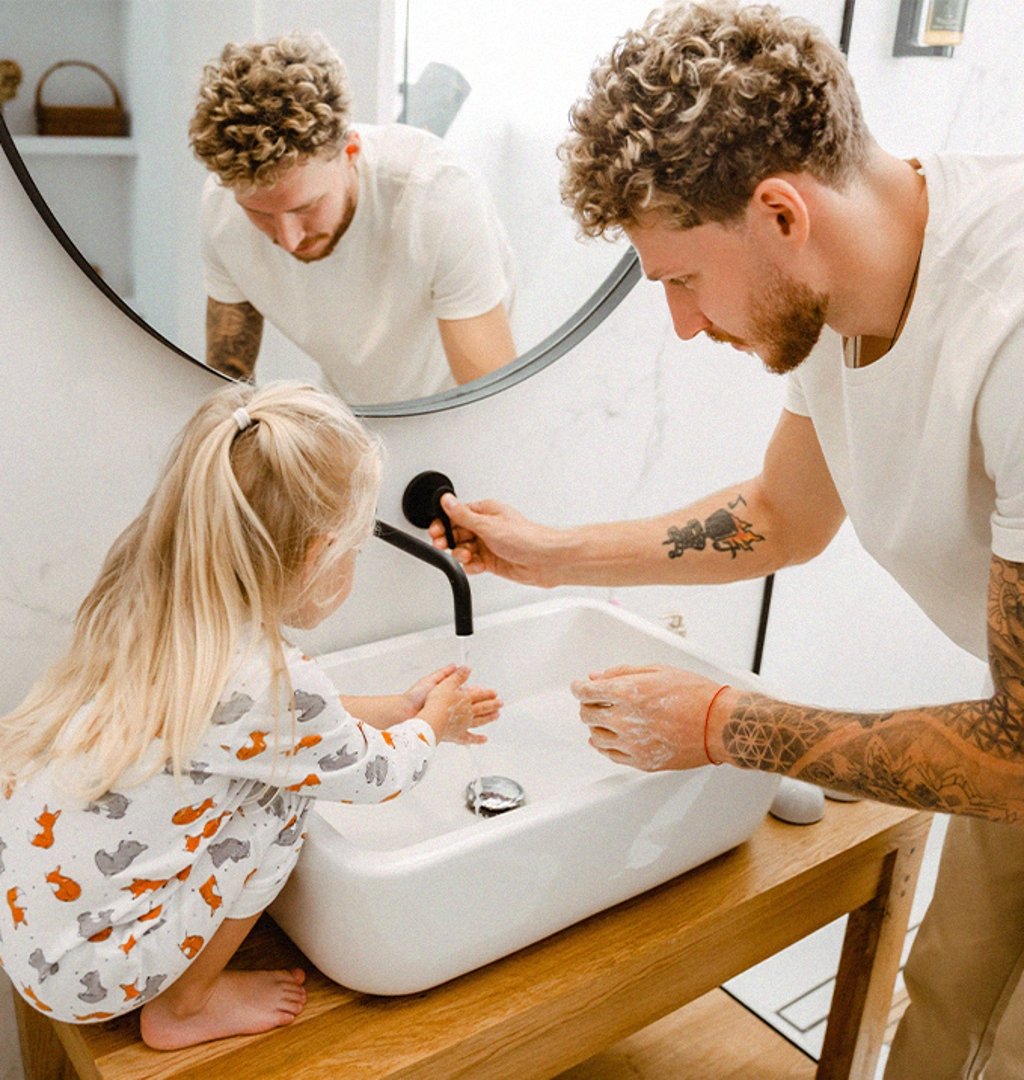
top-left (35, 60), bottom-right (129, 137)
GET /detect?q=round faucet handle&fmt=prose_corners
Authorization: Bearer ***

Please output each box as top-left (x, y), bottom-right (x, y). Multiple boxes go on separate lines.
top-left (402, 471), bottom-right (457, 549)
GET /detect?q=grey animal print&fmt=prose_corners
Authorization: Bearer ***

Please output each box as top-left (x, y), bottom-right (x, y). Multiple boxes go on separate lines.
top-left (95, 839), bottom-right (148, 877)
top-left (161, 760), bottom-right (213, 785)
top-left (77, 909), bottom-right (115, 940)
top-left (85, 792), bottom-right (130, 820)
top-left (185, 761), bottom-right (213, 785)
top-left (365, 755), bottom-right (389, 786)
top-left (412, 761), bottom-right (428, 783)
top-left (319, 745), bottom-right (360, 772)
top-left (208, 837), bottom-right (251, 867)
top-left (212, 692), bottom-right (254, 726)
top-left (136, 973), bottom-right (169, 1004)
top-left (28, 949), bottom-right (59, 982)
top-left (255, 786), bottom-right (290, 819)
top-left (294, 690), bottom-right (326, 723)
top-left (275, 812), bottom-right (306, 847)
top-left (77, 971), bottom-right (108, 1004)
top-left (0, 836), bottom-right (6, 873)
top-left (139, 917), bottom-right (167, 938)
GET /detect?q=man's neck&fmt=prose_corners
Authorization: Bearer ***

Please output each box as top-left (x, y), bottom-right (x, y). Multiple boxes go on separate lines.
top-left (823, 145), bottom-right (929, 345)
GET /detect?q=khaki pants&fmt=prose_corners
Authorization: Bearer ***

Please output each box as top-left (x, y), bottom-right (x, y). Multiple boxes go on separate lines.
top-left (885, 816), bottom-right (1024, 1079)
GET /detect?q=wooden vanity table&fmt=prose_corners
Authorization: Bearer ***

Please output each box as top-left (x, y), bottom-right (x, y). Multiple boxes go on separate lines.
top-left (14, 798), bottom-right (930, 1080)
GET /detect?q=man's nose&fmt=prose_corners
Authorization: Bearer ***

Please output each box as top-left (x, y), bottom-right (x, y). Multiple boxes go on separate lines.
top-left (274, 215), bottom-right (304, 253)
top-left (663, 284), bottom-right (711, 341)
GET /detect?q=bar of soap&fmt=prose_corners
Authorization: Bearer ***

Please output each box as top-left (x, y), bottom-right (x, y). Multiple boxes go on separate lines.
top-left (769, 777), bottom-right (825, 825)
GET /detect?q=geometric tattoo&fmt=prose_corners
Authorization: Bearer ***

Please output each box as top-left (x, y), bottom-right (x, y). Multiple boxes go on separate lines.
top-left (717, 555), bottom-right (1024, 824)
top-left (663, 496), bottom-right (764, 559)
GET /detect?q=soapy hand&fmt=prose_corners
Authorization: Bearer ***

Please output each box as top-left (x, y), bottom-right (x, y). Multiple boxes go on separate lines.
top-left (427, 494), bottom-right (555, 586)
top-left (409, 665), bottom-right (502, 745)
top-left (571, 665), bottom-right (726, 771)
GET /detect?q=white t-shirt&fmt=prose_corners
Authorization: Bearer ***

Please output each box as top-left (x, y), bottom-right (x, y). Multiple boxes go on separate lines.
top-left (786, 153), bottom-right (1024, 660)
top-left (201, 124), bottom-right (515, 404)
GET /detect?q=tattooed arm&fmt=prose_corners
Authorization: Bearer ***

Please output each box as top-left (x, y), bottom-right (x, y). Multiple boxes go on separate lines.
top-left (574, 555), bottom-right (1024, 822)
top-left (703, 554), bottom-right (1024, 822)
top-left (205, 297), bottom-right (264, 382)
top-left (433, 408), bottom-right (846, 587)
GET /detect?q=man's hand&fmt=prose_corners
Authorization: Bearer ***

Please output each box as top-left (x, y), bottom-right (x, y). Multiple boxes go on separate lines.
top-left (572, 664), bottom-right (730, 771)
top-left (428, 494), bottom-right (559, 586)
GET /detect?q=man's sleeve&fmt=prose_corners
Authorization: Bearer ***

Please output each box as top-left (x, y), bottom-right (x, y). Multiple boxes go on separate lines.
top-left (200, 178), bottom-right (250, 305)
top-left (978, 320), bottom-right (1024, 563)
top-left (427, 166), bottom-right (512, 320)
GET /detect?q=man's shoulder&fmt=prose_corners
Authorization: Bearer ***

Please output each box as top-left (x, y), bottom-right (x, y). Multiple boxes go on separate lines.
top-left (359, 122), bottom-right (452, 174)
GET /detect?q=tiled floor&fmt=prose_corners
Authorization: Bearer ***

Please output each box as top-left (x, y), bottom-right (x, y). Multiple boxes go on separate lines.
top-left (723, 809), bottom-right (949, 1071)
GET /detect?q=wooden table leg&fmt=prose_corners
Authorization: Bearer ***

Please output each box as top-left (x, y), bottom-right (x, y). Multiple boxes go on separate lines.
top-left (816, 818), bottom-right (930, 1079)
top-left (12, 985), bottom-right (80, 1080)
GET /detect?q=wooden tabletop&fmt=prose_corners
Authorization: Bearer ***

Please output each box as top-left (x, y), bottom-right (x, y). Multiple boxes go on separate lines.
top-left (18, 798), bottom-right (932, 1080)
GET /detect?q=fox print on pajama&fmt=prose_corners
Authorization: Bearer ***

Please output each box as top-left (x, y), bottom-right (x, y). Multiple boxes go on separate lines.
top-left (0, 640), bottom-right (434, 1022)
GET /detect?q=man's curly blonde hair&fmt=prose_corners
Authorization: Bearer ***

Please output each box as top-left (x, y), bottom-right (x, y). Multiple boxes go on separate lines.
top-left (190, 33), bottom-right (351, 189)
top-left (560, 0), bottom-right (869, 235)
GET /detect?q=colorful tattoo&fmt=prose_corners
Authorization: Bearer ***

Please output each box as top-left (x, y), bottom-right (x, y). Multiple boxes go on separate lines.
top-left (663, 496), bottom-right (764, 559)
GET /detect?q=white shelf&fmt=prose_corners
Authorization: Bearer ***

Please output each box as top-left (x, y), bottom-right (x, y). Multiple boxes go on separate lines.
top-left (12, 134), bottom-right (137, 158)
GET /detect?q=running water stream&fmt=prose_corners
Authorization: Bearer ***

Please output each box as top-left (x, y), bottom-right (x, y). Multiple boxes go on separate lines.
top-left (458, 636), bottom-right (526, 817)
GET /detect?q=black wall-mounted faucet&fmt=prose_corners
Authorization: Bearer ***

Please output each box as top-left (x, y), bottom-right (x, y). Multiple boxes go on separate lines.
top-left (374, 472), bottom-right (472, 636)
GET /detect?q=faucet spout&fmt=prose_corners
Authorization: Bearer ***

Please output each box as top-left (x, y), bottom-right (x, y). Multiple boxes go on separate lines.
top-left (374, 520), bottom-right (473, 637)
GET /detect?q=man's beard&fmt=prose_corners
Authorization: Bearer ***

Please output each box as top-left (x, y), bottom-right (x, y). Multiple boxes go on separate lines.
top-left (709, 266), bottom-right (828, 375)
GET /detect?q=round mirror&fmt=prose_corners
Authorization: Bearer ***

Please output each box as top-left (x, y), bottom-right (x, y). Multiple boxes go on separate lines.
top-left (0, 0), bottom-right (646, 415)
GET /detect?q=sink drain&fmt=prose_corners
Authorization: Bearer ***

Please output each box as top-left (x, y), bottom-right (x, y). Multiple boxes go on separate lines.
top-left (465, 775), bottom-right (526, 816)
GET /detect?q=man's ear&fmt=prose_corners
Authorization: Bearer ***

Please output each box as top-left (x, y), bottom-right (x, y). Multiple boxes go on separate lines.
top-left (747, 177), bottom-right (811, 251)
top-left (343, 130), bottom-right (361, 163)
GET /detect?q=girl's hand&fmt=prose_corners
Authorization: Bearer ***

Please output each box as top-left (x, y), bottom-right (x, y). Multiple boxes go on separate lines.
top-left (402, 664), bottom-right (459, 718)
top-left (414, 667), bottom-right (503, 744)
top-left (441, 684), bottom-right (503, 745)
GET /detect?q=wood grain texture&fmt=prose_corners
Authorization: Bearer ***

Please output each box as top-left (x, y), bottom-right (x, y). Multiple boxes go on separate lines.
top-left (21, 799), bottom-right (931, 1080)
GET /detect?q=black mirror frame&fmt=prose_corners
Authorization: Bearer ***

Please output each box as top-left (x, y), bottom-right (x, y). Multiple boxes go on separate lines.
top-left (0, 107), bottom-right (641, 418)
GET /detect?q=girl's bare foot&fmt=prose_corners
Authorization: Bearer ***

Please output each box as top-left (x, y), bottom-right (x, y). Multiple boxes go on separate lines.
top-left (139, 967), bottom-right (306, 1050)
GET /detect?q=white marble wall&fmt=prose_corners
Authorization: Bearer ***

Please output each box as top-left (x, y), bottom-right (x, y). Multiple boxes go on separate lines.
top-left (0, 65), bottom-right (781, 1073)
top-left (4, 0), bottom-right (1023, 1074)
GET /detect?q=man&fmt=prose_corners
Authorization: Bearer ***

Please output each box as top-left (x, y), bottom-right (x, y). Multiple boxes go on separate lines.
top-left (189, 33), bottom-right (517, 404)
top-left (429, 3), bottom-right (1024, 1076)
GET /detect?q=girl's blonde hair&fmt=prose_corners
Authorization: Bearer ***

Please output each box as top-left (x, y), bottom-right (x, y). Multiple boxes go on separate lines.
top-left (0, 381), bottom-right (381, 800)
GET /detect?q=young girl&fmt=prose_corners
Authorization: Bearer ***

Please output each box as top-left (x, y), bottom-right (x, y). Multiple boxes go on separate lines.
top-left (0, 381), bottom-right (499, 1050)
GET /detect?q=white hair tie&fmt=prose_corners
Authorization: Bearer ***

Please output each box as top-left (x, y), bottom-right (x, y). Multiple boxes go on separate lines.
top-left (232, 407), bottom-right (254, 432)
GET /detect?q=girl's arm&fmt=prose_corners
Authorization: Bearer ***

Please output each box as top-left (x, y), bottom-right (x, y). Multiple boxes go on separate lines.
top-left (342, 664), bottom-right (501, 733)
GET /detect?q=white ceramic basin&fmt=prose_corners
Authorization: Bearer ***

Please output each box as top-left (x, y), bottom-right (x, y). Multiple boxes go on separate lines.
top-left (270, 597), bottom-right (779, 994)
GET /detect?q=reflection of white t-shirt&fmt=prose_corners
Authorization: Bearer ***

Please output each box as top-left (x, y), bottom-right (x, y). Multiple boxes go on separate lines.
top-left (786, 153), bottom-right (1024, 660)
top-left (201, 124), bottom-right (515, 404)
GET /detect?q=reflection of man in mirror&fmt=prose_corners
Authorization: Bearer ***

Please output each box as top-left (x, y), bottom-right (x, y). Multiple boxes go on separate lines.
top-left (189, 33), bottom-right (516, 403)
top-left (0, 59), bottom-right (23, 105)
top-left (429, 4), bottom-right (1024, 1078)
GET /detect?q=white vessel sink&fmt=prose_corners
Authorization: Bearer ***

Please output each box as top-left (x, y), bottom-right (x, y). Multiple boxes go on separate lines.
top-left (270, 597), bottom-right (779, 995)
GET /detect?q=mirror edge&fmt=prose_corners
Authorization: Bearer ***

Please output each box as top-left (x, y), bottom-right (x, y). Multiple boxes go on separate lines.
top-left (0, 109), bottom-right (218, 378)
top-left (0, 109), bottom-right (641, 415)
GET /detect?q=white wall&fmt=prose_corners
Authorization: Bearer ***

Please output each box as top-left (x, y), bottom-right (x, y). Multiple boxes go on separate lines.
top-left (3, 0), bottom-right (1021, 1073)
top-left (0, 48), bottom-right (782, 1075)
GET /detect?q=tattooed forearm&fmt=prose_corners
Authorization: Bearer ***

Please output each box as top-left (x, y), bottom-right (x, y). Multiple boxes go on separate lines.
top-left (662, 496), bottom-right (764, 560)
top-left (721, 690), bottom-right (1024, 823)
top-left (206, 298), bottom-right (264, 381)
top-left (714, 556), bottom-right (1024, 823)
